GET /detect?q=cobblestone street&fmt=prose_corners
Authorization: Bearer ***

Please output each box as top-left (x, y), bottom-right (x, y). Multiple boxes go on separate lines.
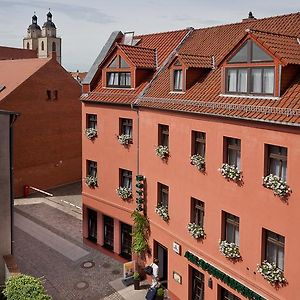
top-left (13, 183), bottom-right (124, 300)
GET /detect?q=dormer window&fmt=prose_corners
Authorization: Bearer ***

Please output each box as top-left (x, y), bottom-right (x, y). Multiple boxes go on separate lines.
top-left (105, 55), bottom-right (131, 88)
top-left (173, 70), bottom-right (183, 91)
top-left (225, 40), bottom-right (276, 96)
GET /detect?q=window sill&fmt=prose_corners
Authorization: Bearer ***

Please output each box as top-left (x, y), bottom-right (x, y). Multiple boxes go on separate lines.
top-left (169, 91), bottom-right (185, 94)
top-left (219, 94), bottom-right (280, 100)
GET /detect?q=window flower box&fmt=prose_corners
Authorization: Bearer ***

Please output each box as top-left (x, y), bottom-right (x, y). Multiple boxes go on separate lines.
top-left (85, 128), bottom-right (97, 140)
top-left (85, 175), bottom-right (97, 187)
top-left (187, 223), bottom-right (206, 239)
top-left (155, 205), bottom-right (169, 221)
top-left (155, 145), bottom-right (169, 159)
top-left (263, 174), bottom-right (291, 198)
top-left (219, 240), bottom-right (241, 259)
top-left (190, 154), bottom-right (205, 171)
top-left (117, 134), bottom-right (132, 145)
top-left (219, 163), bottom-right (242, 182)
top-left (257, 260), bottom-right (286, 285)
top-left (116, 186), bottom-right (132, 199)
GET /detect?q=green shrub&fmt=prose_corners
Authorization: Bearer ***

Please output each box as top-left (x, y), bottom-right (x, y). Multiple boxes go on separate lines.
top-left (131, 211), bottom-right (149, 255)
top-left (3, 274), bottom-right (52, 300)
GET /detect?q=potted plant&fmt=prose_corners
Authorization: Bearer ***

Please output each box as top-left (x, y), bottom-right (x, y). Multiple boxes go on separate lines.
top-left (85, 128), bottom-right (97, 140)
top-left (190, 154), bottom-right (205, 171)
top-left (263, 174), bottom-right (291, 198)
top-left (155, 205), bottom-right (169, 221)
top-left (116, 186), bottom-right (132, 199)
top-left (155, 145), bottom-right (169, 159)
top-left (219, 240), bottom-right (241, 259)
top-left (219, 163), bottom-right (242, 182)
top-left (156, 287), bottom-right (164, 300)
top-left (187, 222), bottom-right (206, 239)
top-left (133, 272), bottom-right (140, 290)
top-left (257, 260), bottom-right (286, 285)
top-left (118, 134), bottom-right (132, 145)
top-left (85, 175), bottom-right (97, 187)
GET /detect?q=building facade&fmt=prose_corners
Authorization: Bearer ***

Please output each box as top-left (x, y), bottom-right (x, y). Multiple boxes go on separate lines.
top-left (0, 56), bottom-right (81, 197)
top-left (81, 12), bottom-right (300, 300)
top-left (0, 110), bottom-right (18, 285)
top-left (23, 12), bottom-right (61, 64)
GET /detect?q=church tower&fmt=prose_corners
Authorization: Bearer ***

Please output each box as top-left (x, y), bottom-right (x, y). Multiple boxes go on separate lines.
top-left (23, 14), bottom-right (41, 51)
top-left (23, 11), bottom-right (61, 64)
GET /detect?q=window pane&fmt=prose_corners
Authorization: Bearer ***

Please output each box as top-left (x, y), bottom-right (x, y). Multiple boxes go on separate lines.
top-left (263, 68), bottom-right (274, 94)
top-left (252, 42), bottom-right (273, 62)
top-left (237, 69), bottom-right (247, 93)
top-left (174, 70), bottom-right (183, 90)
top-left (120, 57), bottom-right (129, 68)
top-left (227, 69), bottom-right (237, 92)
top-left (228, 41), bottom-right (248, 63)
top-left (251, 68), bottom-right (262, 93)
top-left (125, 73), bottom-right (131, 86)
top-left (108, 73), bottom-right (119, 85)
top-left (108, 56), bottom-right (118, 68)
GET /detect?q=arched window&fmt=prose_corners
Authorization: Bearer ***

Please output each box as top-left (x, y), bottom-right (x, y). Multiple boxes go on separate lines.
top-left (52, 42), bottom-right (56, 52)
top-left (41, 41), bottom-right (44, 51)
top-left (27, 42), bottom-right (30, 49)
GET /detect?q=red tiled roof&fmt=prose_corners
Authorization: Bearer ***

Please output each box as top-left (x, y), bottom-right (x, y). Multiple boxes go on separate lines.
top-left (82, 29), bottom-right (190, 103)
top-left (0, 58), bottom-right (50, 101)
top-left (137, 12), bottom-right (300, 126)
top-left (249, 30), bottom-right (300, 65)
top-left (118, 44), bottom-right (156, 69)
top-left (178, 53), bottom-right (212, 68)
top-left (0, 46), bottom-right (37, 60)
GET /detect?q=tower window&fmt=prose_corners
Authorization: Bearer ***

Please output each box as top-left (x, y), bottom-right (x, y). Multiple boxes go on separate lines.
top-left (27, 42), bottom-right (30, 49)
top-left (41, 41), bottom-right (44, 51)
top-left (52, 42), bottom-right (56, 52)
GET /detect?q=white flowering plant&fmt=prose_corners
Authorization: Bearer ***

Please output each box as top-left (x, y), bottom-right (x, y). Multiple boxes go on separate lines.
top-left (155, 205), bottom-right (169, 221)
top-left (187, 223), bottom-right (206, 239)
top-left (219, 163), bottom-right (242, 182)
top-left (190, 154), bottom-right (205, 171)
top-left (257, 260), bottom-right (286, 285)
top-left (219, 240), bottom-right (241, 259)
top-left (155, 145), bottom-right (169, 159)
top-left (263, 174), bottom-right (291, 198)
top-left (85, 128), bottom-right (97, 140)
top-left (85, 175), bottom-right (97, 187)
top-left (118, 134), bottom-right (132, 145)
top-left (116, 186), bottom-right (132, 199)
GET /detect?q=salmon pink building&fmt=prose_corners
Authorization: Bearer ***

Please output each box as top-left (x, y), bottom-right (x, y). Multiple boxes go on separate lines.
top-left (81, 12), bottom-right (300, 300)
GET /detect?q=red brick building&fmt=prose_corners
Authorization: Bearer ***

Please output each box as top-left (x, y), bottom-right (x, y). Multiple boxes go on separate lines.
top-left (0, 56), bottom-right (81, 196)
top-left (81, 12), bottom-right (300, 300)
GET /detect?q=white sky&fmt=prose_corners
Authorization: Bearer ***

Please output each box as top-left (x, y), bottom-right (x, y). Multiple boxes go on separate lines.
top-left (0, 0), bottom-right (299, 71)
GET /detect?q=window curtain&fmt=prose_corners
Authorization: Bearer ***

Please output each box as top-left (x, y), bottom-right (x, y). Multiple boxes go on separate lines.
top-left (174, 70), bottom-right (183, 90)
top-left (251, 69), bottom-right (262, 93)
top-left (263, 68), bottom-right (274, 94)
top-left (108, 73), bottom-right (119, 85)
top-left (227, 69), bottom-right (237, 92)
top-left (237, 69), bottom-right (247, 93)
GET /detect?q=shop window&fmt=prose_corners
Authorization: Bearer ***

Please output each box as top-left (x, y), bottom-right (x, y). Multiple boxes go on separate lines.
top-left (191, 131), bottom-right (206, 157)
top-left (157, 183), bottom-right (169, 207)
top-left (224, 137), bottom-right (241, 169)
top-left (87, 114), bottom-right (97, 129)
top-left (158, 124), bottom-right (169, 147)
top-left (266, 145), bottom-right (287, 180)
top-left (263, 229), bottom-right (285, 270)
top-left (223, 212), bottom-right (239, 245)
top-left (191, 198), bottom-right (204, 227)
top-left (219, 286), bottom-right (241, 300)
top-left (120, 169), bottom-right (132, 189)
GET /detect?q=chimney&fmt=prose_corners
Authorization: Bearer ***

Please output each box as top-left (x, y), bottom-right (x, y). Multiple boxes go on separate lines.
top-left (242, 11), bottom-right (256, 22)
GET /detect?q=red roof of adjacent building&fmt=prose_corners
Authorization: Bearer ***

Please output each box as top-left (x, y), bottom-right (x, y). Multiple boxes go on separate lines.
top-left (0, 46), bottom-right (37, 60)
top-left (0, 58), bottom-right (50, 101)
top-left (82, 12), bottom-right (300, 126)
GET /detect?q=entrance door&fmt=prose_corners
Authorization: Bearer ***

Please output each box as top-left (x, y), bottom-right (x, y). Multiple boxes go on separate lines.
top-left (103, 215), bottom-right (114, 250)
top-left (87, 208), bottom-right (97, 243)
top-left (121, 222), bottom-right (132, 259)
top-left (190, 267), bottom-right (204, 300)
top-left (154, 241), bottom-right (168, 288)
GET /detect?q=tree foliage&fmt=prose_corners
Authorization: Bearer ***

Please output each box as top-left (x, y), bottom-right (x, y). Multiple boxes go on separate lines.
top-left (2, 274), bottom-right (52, 300)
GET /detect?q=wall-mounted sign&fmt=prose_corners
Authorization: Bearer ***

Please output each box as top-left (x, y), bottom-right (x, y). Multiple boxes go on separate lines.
top-left (173, 271), bottom-right (182, 284)
top-left (172, 242), bottom-right (181, 254)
